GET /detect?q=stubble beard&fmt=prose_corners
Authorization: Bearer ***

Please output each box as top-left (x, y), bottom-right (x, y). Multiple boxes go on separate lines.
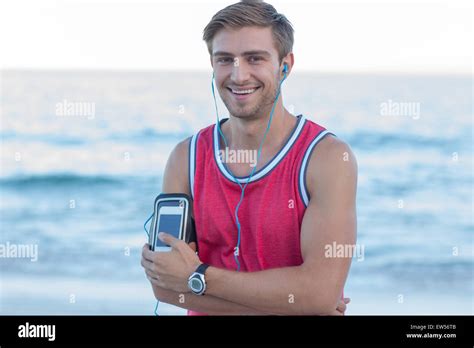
top-left (220, 80), bottom-right (279, 121)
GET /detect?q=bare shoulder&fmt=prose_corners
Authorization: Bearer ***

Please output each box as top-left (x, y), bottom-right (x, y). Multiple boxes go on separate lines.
top-left (305, 135), bottom-right (358, 201)
top-left (168, 137), bottom-right (191, 166)
top-left (162, 137), bottom-right (192, 194)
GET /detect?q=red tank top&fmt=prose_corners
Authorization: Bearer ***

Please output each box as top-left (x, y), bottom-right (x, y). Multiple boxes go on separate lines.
top-left (188, 115), bottom-right (334, 315)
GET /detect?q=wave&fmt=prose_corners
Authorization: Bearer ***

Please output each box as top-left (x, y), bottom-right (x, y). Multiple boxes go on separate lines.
top-left (346, 131), bottom-right (465, 150)
top-left (0, 173), bottom-right (127, 188)
top-left (0, 128), bottom-right (191, 145)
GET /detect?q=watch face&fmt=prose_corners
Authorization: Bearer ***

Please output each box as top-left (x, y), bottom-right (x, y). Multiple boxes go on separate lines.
top-left (190, 277), bottom-right (203, 292)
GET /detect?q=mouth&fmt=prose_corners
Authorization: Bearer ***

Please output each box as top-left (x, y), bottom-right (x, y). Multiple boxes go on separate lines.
top-left (226, 86), bottom-right (261, 100)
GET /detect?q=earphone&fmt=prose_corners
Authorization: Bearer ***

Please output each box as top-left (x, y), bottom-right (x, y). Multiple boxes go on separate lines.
top-left (211, 63), bottom-right (289, 271)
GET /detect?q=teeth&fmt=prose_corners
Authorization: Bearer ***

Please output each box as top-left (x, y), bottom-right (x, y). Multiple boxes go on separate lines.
top-left (231, 88), bottom-right (256, 95)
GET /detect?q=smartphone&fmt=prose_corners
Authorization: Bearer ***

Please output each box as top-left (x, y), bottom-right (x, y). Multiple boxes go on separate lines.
top-left (153, 206), bottom-right (184, 251)
top-left (149, 193), bottom-right (195, 252)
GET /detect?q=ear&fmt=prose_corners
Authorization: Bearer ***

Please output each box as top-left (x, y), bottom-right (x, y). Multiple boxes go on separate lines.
top-left (281, 52), bottom-right (295, 76)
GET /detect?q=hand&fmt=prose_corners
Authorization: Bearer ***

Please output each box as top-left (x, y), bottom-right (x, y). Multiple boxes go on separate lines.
top-left (141, 232), bottom-right (201, 293)
top-left (150, 283), bottom-right (175, 303)
top-left (330, 297), bottom-right (350, 316)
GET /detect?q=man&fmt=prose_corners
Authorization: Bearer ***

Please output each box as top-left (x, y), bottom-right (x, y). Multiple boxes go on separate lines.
top-left (141, 0), bottom-right (357, 315)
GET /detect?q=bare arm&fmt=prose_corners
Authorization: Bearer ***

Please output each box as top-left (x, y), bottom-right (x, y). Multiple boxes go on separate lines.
top-left (203, 136), bottom-right (358, 314)
top-left (148, 281), bottom-right (268, 315)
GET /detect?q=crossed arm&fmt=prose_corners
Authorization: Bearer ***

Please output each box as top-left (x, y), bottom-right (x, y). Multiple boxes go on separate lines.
top-left (141, 135), bottom-right (357, 315)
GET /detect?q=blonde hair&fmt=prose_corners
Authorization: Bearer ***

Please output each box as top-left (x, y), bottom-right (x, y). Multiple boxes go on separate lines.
top-left (203, 0), bottom-right (294, 62)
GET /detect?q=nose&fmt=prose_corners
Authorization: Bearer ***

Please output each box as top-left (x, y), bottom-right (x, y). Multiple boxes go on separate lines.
top-left (230, 59), bottom-right (250, 85)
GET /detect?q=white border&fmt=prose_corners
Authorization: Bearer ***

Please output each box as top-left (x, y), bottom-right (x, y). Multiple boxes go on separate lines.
top-left (299, 130), bottom-right (331, 206)
top-left (189, 133), bottom-right (199, 198)
top-left (213, 115), bottom-right (307, 183)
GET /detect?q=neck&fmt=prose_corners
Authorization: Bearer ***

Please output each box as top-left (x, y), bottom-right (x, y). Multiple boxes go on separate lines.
top-left (221, 100), bottom-right (295, 152)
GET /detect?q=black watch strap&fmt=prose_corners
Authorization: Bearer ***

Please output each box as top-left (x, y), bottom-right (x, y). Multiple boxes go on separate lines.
top-left (195, 263), bottom-right (209, 275)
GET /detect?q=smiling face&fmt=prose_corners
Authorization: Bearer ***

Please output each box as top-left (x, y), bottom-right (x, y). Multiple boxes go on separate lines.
top-left (211, 26), bottom-right (285, 120)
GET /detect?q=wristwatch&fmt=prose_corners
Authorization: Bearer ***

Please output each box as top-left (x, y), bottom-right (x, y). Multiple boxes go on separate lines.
top-left (188, 263), bottom-right (210, 295)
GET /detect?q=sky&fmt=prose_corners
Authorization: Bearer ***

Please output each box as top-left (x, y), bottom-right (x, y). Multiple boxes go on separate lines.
top-left (0, 0), bottom-right (472, 74)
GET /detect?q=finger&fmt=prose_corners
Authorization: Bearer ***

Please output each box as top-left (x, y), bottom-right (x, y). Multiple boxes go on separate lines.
top-left (343, 297), bottom-right (351, 304)
top-left (141, 256), bottom-right (154, 271)
top-left (337, 299), bottom-right (346, 310)
top-left (142, 244), bottom-right (156, 262)
top-left (158, 232), bottom-right (179, 248)
top-left (337, 302), bottom-right (346, 313)
top-left (147, 274), bottom-right (160, 286)
top-left (145, 269), bottom-right (159, 280)
top-left (147, 274), bottom-right (165, 288)
top-left (189, 242), bottom-right (197, 252)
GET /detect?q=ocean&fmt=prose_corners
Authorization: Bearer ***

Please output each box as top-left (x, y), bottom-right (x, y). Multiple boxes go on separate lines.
top-left (0, 70), bottom-right (472, 315)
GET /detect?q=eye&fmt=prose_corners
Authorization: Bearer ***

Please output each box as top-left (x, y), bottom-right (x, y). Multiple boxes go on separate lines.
top-left (248, 56), bottom-right (263, 63)
top-left (216, 57), bottom-right (233, 64)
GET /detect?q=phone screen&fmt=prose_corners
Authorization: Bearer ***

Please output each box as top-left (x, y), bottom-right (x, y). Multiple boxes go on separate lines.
top-left (154, 209), bottom-right (183, 249)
